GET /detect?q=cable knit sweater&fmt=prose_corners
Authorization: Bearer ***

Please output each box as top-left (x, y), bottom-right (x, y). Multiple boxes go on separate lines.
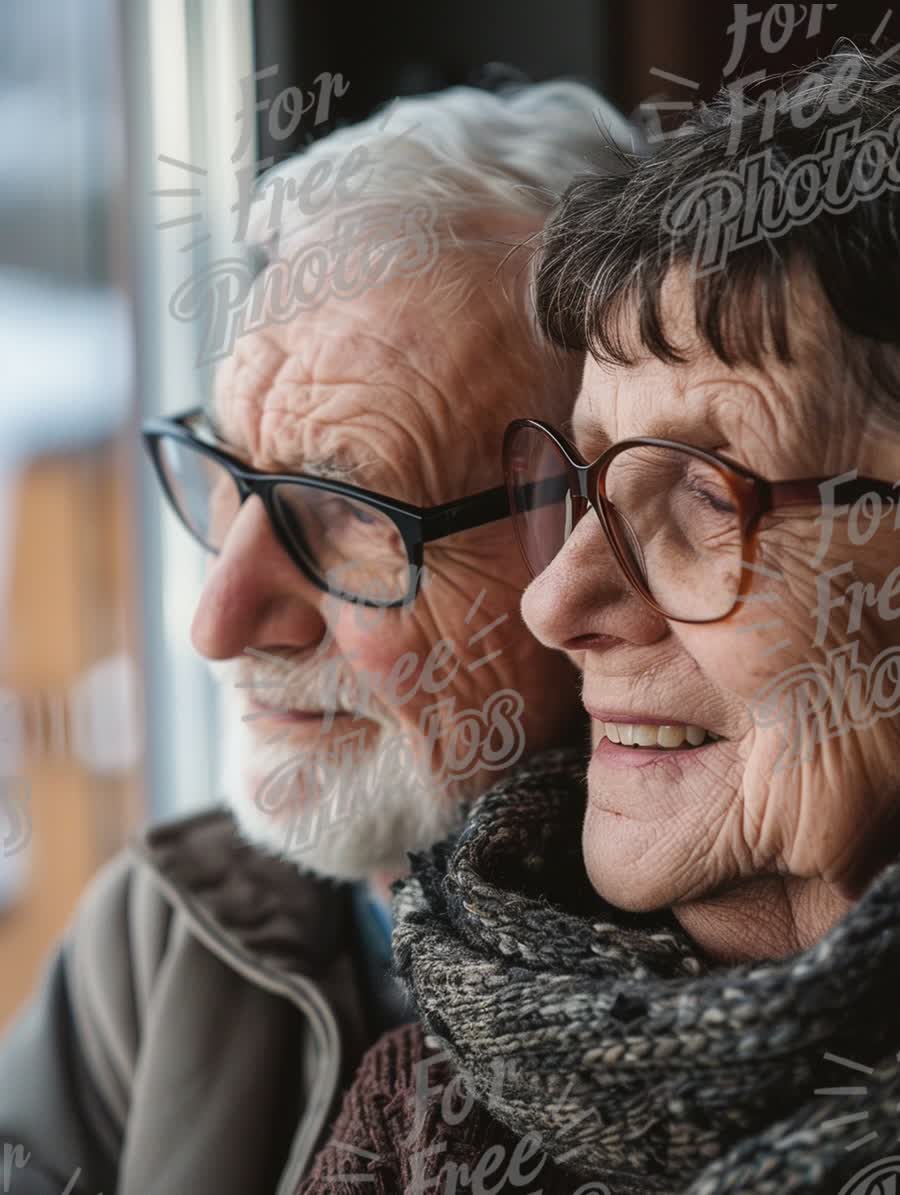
top-left (297, 1018), bottom-right (583, 1193)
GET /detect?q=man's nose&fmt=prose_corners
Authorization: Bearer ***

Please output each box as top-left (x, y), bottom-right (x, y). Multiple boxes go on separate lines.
top-left (190, 495), bottom-right (327, 660)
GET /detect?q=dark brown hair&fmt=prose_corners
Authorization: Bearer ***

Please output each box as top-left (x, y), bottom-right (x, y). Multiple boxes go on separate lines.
top-left (537, 45), bottom-right (900, 421)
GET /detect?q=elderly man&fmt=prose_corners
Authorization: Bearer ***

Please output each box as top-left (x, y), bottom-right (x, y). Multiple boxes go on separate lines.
top-left (0, 81), bottom-right (631, 1195)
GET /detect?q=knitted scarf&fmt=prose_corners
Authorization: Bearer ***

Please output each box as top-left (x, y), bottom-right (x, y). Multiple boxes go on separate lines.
top-left (391, 748), bottom-right (900, 1195)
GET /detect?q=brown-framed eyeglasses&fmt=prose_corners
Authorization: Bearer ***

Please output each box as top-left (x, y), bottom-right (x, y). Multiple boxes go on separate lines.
top-left (502, 418), bottom-right (899, 624)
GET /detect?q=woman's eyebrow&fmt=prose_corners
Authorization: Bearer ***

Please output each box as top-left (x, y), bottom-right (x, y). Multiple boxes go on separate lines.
top-left (570, 405), bottom-right (610, 447)
top-left (570, 405), bottom-right (732, 455)
top-left (643, 417), bottom-right (698, 442)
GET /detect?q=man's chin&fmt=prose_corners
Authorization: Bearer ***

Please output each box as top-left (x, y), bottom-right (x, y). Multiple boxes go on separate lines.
top-left (229, 790), bottom-right (467, 882)
top-left (222, 725), bottom-right (467, 883)
top-left (226, 772), bottom-right (467, 882)
top-left (213, 667), bottom-right (478, 881)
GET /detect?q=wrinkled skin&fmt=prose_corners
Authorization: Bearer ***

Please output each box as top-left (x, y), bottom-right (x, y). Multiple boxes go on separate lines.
top-left (522, 271), bottom-right (900, 961)
top-left (192, 229), bottom-right (583, 884)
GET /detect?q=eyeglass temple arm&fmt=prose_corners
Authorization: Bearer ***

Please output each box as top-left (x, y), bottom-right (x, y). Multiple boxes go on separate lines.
top-left (421, 485), bottom-right (510, 542)
top-left (766, 475), bottom-right (899, 511)
top-left (422, 470), bottom-right (578, 543)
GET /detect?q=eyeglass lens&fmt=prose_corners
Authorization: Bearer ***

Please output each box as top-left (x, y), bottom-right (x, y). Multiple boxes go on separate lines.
top-left (155, 435), bottom-right (413, 604)
top-left (505, 425), bottom-right (744, 621)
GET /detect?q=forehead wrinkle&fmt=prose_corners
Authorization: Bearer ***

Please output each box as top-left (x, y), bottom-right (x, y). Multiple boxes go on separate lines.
top-left (332, 394), bottom-right (443, 501)
top-left (212, 264), bottom-right (540, 503)
top-left (651, 267), bottom-right (843, 449)
top-left (211, 369), bottom-right (442, 501)
top-left (344, 270), bottom-right (550, 446)
top-left (267, 320), bottom-right (449, 431)
top-left (573, 362), bottom-right (678, 445)
top-left (310, 334), bottom-right (451, 442)
top-left (210, 328), bottom-right (288, 458)
top-left (575, 358), bottom-right (843, 481)
top-left (306, 329), bottom-right (468, 484)
top-left (273, 325), bottom-right (501, 503)
top-left (202, 395), bottom-right (370, 482)
top-left (258, 399), bottom-right (381, 480)
top-left (574, 362), bottom-right (766, 453)
top-left (266, 387), bottom-right (438, 502)
top-left (574, 268), bottom-right (861, 473)
top-left (212, 317), bottom-right (434, 490)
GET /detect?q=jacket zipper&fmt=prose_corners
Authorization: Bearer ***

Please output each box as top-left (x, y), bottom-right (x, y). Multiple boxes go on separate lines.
top-left (132, 848), bottom-right (343, 1193)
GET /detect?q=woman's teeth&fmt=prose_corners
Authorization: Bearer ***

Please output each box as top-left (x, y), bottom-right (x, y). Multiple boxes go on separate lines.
top-left (601, 723), bottom-right (720, 749)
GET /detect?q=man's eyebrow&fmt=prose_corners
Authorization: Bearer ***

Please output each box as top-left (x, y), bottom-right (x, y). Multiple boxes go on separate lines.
top-left (202, 396), bottom-right (229, 443)
top-left (295, 455), bottom-right (369, 484)
top-left (200, 397), bottom-right (370, 483)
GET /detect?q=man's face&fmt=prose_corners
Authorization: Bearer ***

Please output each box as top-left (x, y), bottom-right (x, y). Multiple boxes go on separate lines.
top-left (191, 241), bottom-right (582, 879)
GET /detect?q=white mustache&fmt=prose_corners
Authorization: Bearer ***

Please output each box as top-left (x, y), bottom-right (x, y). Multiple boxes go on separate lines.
top-left (227, 649), bottom-right (375, 721)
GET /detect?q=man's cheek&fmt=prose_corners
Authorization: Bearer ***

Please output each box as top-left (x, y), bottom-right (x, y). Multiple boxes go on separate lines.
top-left (335, 626), bottom-right (459, 719)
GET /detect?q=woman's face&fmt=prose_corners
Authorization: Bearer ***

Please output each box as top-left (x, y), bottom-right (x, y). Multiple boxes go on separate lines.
top-left (521, 284), bottom-right (900, 917)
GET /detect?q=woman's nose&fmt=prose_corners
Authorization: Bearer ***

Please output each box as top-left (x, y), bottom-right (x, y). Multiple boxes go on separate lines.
top-left (190, 495), bottom-right (327, 660)
top-left (521, 506), bottom-right (667, 653)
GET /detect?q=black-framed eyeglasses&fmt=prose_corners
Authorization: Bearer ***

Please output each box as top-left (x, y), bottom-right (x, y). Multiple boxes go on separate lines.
top-left (503, 418), bottom-right (900, 624)
top-left (142, 406), bottom-right (509, 607)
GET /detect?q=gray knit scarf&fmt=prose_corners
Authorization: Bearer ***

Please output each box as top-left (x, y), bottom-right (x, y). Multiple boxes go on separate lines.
top-left (392, 748), bottom-right (900, 1195)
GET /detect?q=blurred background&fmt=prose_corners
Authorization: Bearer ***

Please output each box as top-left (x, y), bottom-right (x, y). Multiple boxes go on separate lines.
top-left (0, 0), bottom-right (892, 1027)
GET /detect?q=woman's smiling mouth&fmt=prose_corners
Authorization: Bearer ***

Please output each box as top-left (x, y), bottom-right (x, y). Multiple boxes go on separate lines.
top-left (585, 708), bottom-right (724, 758)
top-left (599, 722), bottom-right (722, 749)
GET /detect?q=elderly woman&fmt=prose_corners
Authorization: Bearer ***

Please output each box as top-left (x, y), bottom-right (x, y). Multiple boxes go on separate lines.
top-left (298, 48), bottom-right (900, 1195)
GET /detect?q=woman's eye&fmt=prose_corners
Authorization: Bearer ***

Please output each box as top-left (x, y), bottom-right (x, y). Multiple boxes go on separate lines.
top-left (689, 480), bottom-right (736, 515)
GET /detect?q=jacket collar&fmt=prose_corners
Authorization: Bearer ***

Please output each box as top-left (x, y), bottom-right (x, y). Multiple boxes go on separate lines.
top-left (128, 806), bottom-right (381, 1192)
top-left (130, 804), bottom-right (352, 980)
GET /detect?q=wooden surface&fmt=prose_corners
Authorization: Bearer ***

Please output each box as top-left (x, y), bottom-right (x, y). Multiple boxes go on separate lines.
top-left (0, 442), bottom-right (143, 1031)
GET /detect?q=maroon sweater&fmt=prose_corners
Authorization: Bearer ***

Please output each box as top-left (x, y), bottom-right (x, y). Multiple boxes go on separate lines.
top-left (296, 1020), bottom-right (583, 1193)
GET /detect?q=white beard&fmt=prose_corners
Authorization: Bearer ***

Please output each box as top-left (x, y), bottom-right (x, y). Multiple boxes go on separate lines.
top-left (211, 656), bottom-right (466, 881)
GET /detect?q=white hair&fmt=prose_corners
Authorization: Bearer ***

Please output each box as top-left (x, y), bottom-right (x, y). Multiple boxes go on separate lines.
top-left (246, 79), bottom-right (638, 258)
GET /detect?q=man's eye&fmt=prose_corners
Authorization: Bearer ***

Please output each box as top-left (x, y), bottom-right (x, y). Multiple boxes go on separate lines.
top-left (322, 497), bottom-right (384, 528)
top-left (347, 503), bottom-right (380, 525)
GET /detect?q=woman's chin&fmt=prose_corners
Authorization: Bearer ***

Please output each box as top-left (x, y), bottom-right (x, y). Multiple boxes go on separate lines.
top-left (580, 779), bottom-right (731, 913)
top-left (582, 731), bottom-right (743, 902)
top-left (581, 814), bottom-right (677, 911)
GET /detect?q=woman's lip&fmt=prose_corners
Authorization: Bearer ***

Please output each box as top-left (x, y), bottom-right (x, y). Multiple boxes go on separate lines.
top-left (591, 736), bottom-right (720, 767)
top-left (584, 707), bottom-right (708, 728)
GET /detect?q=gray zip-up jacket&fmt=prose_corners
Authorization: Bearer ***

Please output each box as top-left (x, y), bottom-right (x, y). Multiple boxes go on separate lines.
top-left (0, 808), bottom-right (379, 1195)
